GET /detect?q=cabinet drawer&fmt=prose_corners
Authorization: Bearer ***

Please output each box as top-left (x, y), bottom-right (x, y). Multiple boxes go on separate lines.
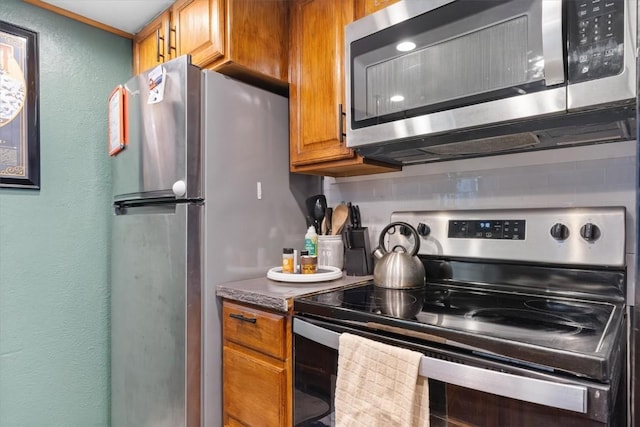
top-left (223, 346), bottom-right (287, 427)
top-left (223, 301), bottom-right (287, 360)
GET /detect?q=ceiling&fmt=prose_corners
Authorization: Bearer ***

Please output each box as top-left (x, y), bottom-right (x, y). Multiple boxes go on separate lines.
top-left (38, 0), bottom-right (174, 35)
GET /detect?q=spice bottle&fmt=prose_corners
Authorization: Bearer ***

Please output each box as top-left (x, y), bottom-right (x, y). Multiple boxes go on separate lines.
top-left (304, 226), bottom-right (318, 256)
top-left (282, 248), bottom-right (294, 273)
top-left (301, 255), bottom-right (318, 274)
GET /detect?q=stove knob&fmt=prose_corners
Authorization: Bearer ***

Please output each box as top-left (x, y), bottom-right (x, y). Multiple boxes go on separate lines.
top-left (417, 223), bottom-right (431, 237)
top-left (580, 223), bottom-right (601, 242)
top-left (550, 223), bottom-right (569, 241)
top-left (399, 225), bottom-right (412, 236)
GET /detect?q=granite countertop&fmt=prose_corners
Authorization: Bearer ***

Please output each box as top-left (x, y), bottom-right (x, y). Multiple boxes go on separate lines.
top-left (216, 273), bottom-right (372, 312)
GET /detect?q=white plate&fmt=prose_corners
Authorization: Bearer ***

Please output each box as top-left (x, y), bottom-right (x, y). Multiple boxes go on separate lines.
top-left (267, 266), bottom-right (343, 283)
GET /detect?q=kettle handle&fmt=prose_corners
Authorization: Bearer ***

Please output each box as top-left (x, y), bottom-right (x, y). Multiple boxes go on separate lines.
top-left (378, 221), bottom-right (421, 257)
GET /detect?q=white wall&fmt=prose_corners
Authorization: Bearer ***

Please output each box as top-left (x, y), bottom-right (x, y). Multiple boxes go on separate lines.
top-left (324, 140), bottom-right (637, 303)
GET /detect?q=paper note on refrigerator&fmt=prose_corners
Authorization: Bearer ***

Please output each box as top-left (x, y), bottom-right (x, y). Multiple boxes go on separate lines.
top-left (147, 65), bottom-right (166, 104)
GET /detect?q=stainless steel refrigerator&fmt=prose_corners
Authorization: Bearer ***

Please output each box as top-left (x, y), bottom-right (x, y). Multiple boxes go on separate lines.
top-left (110, 56), bottom-right (319, 427)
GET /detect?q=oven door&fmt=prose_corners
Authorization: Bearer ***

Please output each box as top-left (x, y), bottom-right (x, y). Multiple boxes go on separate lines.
top-left (293, 316), bottom-right (620, 426)
top-left (345, 0), bottom-right (566, 149)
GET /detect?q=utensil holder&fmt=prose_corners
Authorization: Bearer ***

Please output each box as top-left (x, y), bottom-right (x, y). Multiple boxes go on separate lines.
top-left (318, 235), bottom-right (344, 270)
top-left (345, 248), bottom-right (371, 276)
top-left (344, 227), bottom-right (373, 275)
top-left (349, 228), bottom-right (370, 251)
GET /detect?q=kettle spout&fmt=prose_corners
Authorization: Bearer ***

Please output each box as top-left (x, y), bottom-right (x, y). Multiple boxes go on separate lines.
top-left (372, 246), bottom-right (386, 260)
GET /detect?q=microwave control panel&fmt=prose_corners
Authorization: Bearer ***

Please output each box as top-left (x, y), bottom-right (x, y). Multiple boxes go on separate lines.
top-left (567, 0), bottom-right (625, 83)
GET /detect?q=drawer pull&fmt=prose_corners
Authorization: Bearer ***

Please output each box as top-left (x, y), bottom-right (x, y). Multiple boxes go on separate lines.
top-left (229, 313), bottom-right (257, 324)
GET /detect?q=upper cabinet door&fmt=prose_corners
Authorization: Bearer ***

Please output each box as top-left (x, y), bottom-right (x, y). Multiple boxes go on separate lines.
top-left (171, 0), bottom-right (225, 67)
top-left (289, 0), bottom-right (400, 176)
top-left (133, 10), bottom-right (171, 75)
top-left (220, 0), bottom-right (289, 83)
top-left (133, 0), bottom-right (288, 93)
top-left (289, 0), bottom-right (354, 166)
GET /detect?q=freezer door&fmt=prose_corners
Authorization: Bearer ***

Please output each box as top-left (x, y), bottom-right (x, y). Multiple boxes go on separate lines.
top-left (112, 55), bottom-right (203, 202)
top-left (111, 202), bottom-right (202, 427)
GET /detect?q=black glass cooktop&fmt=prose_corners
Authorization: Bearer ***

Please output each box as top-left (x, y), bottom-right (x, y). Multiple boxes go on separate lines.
top-left (294, 281), bottom-right (623, 380)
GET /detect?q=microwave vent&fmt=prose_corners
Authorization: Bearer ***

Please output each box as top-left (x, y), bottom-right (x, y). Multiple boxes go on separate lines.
top-left (536, 120), bottom-right (632, 146)
top-left (355, 110), bottom-right (636, 166)
top-left (420, 133), bottom-right (540, 156)
top-left (385, 149), bottom-right (442, 163)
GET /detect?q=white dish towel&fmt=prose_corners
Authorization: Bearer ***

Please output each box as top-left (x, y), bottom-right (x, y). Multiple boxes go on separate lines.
top-left (334, 333), bottom-right (430, 427)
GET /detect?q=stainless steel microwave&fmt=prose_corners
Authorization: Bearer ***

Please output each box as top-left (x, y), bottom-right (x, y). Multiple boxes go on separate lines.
top-left (345, 0), bottom-right (637, 165)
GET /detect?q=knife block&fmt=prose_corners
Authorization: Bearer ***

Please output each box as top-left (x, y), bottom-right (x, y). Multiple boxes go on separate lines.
top-left (344, 228), bottom-right (373, 276)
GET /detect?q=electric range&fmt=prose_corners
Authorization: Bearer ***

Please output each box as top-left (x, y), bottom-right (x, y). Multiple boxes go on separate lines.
top-left (293, 207), bottom-right (627, 425)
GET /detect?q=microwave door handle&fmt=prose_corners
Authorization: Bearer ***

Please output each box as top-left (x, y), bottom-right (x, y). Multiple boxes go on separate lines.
top-left (293, 318), bottom-right (587, 414)
top-left (541, 0), bottom-right (565, 86)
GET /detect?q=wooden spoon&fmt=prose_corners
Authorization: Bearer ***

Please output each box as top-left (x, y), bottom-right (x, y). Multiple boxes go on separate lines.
top-left (331, 203), bottom-right (349, 235)
top-left (323, 207), bottom-right (333, 235)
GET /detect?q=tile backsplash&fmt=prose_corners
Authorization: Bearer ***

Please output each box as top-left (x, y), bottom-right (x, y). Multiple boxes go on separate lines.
top-left (324, 140), bottom-right (637, 303)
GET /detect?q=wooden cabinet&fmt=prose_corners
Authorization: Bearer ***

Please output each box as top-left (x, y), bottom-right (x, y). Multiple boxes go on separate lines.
top-left (207, 0), bottom-right (289, 93)
top-left (133, 10), bottom-right (171, 74)
top-left (222, 300), bottom-right (292, 427)
top-left (289, 0), bottom-right (401, 177)
top-left (170, 0), bottom-right (225, 68)
top-left (132, 0), bottom-right (221, 74)
top-left (133, 0), bottom-right (289, 93)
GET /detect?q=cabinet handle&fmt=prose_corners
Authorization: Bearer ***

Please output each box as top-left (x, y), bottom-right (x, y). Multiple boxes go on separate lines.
top-left (156, 29), bottom-right (165, 62)
top-left (169, 26), bottom-right (177, 53)
top-left (229, 313), bottom-right (257, 324)
top-left (339, 104), bottom-right (347, 143)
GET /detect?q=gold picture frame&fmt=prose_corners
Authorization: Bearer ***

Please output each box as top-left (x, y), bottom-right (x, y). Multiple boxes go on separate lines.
top-left (0, 21), bottom-right (39, 189)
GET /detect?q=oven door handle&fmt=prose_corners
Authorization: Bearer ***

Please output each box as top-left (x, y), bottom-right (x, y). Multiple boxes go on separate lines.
top-left (293, 318), bottom-right (588, 414)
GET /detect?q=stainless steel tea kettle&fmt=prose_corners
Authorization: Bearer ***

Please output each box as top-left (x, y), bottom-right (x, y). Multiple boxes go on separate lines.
top-left (372, 222), bottom-right (426, 289)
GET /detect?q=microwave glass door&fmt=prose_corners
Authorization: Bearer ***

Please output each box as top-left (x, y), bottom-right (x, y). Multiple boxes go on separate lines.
top-left (350, 0), bottom-right (556, 128)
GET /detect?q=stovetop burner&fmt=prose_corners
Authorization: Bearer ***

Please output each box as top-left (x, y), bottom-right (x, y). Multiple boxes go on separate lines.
top-left (304, 281), bottom-right (613, 343)
top-left (524, 298), bottom-right (599, 316)
top-left (464, 308), bottom-right (594, 335)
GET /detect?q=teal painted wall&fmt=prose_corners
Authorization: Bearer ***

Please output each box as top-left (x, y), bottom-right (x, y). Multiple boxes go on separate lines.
top-left (0, 1), bottom-right (131, 425)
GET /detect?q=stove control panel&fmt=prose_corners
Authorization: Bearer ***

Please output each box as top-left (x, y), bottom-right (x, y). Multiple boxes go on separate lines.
top-left (390, 207), bottom-right (626, 267)
top-left (448, 219), bottom-right (525, 240)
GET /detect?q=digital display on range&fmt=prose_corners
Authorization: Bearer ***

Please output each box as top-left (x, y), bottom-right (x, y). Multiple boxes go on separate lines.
top-left (448, 219), bottom-right (526, 240)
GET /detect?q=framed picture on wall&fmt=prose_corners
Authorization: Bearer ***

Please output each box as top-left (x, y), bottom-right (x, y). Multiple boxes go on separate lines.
top-left (0, 20), bottom-right (39, 189)
top-left (108, 85), bottom-right (128, 156)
